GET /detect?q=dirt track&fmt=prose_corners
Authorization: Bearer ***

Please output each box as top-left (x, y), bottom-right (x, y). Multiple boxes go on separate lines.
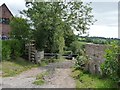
top-left (1, 60), bottom-right (75, 88)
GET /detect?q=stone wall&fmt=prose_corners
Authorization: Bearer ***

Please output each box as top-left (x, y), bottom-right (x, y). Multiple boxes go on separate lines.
top-left (84, 43), bottom-right (108, 75)
top-left (35, 51), bottom-right (44, 63)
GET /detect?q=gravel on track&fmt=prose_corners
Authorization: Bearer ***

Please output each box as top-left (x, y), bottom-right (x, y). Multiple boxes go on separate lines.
top-left (1, 60), bottom-right (76, 88)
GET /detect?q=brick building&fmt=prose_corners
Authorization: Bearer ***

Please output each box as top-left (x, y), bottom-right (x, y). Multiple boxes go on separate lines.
top-left (0, 3), bottom-right (13, 39)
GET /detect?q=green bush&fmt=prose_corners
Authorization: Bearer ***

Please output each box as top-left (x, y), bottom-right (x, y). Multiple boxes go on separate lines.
top-left (70, 41), bottom-right (86, 54)
top-left (63, 50), bottom-right (72, 55)
top-left (9, 39), bottom-right (22, 58)
top-left (101, 41), bottom-right (120, 82)
top-left (2, 41), bottom-right (11, 60)
top-left (72, 69), bottom-right (116, 88)
top-left (2, 40), bottom-right (22, 60)
top-left (70, 41), bottom-right (88, 70)
top-left (75, 49), bottom-right (90, 70)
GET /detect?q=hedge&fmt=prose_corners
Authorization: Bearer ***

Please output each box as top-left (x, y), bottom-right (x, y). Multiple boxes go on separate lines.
top-left (2, 39), bottom-right (22, 60)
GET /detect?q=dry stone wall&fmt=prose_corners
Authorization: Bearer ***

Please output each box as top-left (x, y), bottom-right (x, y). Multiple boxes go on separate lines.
top-left (84, 43), bottom-right (108, 75)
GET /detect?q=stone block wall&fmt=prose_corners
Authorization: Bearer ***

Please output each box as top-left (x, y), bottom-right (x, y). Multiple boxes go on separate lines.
top-left (84, 43), bottom-right (108, 75)
top-left (35, 51), bottom-right (44, 63)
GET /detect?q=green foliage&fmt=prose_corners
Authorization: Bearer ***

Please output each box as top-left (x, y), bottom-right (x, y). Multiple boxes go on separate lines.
top-left (22, 2), bottom-right (66, 53)
top-left (70, 41), bottom-right (87, 70)
top-left (2, 41), bottom-right (11, 60)
top-left (2, 40), bottom-right (22, 60)
top-left (21, 1), bottom-right (95, 53)
top-left (70, 41), bottom-right (86, 54)
top-left (52, 27), bottom-right (65, 54)
top-left (10, 40), bottom-right (22, 58)
top-left (101, 41), bottom-right (120, 81)
top-left (10, 17), bottom-right (30, 41)
top-left (39, 59), bottom-right (49, 66)
top-left (10, 16), bottom-right (31, 56)
top-left (70, 41), bottom-right (89, 70)
top-left (64, 27), bottom-right (77, 47)
top-left (33, 79), bottom-right (44, 85)
top-left (78, 36), bottom-right (120, 45)
top-left (63, 50), bottom-right (72, 55)
top-left (33, 72), bottom-right (48, 85)
top-left (2, 57), bottom-right (38, 77)
top-left (0, 40), bottom-right (2, 61)
top-left (75, 49), bottom-right (90, 70)
top-left (71, 69), bottom-right (116, 88)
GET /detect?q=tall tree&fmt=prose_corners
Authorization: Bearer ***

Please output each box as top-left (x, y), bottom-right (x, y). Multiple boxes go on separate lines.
top-left (21, 1), bottom-right (95, 53)
top-left (10, 17), bottom-right (30, 42)
top-left (10, 17), bottom-right (31, 55)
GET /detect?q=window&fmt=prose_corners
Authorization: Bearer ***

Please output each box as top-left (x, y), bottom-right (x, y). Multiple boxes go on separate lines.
top-left (2, 18), bottom-right (6, 24)
top-left (0, 18), bottom-right (10, 24)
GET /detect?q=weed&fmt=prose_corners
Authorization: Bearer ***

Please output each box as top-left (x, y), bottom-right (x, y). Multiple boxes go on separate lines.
top-left (71, 68), bottom-right (117, 88)
top-left (33, 72), bottom-right (48, 85)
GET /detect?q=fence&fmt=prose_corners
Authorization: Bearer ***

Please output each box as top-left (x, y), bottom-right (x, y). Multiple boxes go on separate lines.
top-left (25, 40), bottom-right (44, 63)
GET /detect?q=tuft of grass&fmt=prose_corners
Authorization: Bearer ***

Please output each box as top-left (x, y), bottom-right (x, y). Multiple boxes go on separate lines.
top-left (2, 57), bottom-right (39, 77)
top-left (39, 60), bottom-right (48, 66)
top-left (71, 68), bottom-right (117, 88)
top-left (33, 80), bottom-right (44, 85)
top-left (33, 72), bottom-right (48, 85)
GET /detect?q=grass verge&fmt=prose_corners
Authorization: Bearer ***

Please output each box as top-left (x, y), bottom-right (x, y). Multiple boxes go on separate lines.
top-left (1, 57), bottom-right (66, 77)
top-left (71, 68), bottom-right (117, 88)
top-left (2, 57), bottom-right (39, 77)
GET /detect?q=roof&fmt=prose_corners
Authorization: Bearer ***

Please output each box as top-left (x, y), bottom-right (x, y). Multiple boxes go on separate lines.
top-left (0, 3), bottom-right (13, 16)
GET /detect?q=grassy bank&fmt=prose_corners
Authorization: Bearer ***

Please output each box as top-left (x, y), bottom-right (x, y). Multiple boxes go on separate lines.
top-left (71, 68), bottom-right (117, 88)
top-left (1, 57), bottom-right (66, 77)
top-left (2, 58), bottom-right (39, 77)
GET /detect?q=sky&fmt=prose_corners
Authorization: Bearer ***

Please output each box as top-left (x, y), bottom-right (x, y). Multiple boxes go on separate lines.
top-left (89, 2), bottom-right (118, 38)
top-left (0, 0), bottom-right (119, 38)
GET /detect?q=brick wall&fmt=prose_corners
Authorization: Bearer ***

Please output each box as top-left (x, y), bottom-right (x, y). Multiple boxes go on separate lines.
top-left (0, 6), bottom-right (2, 18)
top-left (0, 4), bottom-right (13, 37)
top-left (1, 4), bottom-right (12, 18)
top-left (0, 24), bottom-right (2, 36)
top-left (0, 6), bottom-right (2, 36)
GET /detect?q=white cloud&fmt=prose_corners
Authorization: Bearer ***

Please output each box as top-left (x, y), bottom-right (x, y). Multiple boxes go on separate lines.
top-left (92, 10), bottom-right (118, 26)
top-left (74, 25), bottom-right (118, 38)
top-left (89, 25), bottom-right (118, 38)
top-left (91, 2), bottom-right (118, 27)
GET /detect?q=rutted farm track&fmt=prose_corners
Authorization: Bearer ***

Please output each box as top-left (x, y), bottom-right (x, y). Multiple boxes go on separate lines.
top-left (1, 60), bottom-right (75, 88)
